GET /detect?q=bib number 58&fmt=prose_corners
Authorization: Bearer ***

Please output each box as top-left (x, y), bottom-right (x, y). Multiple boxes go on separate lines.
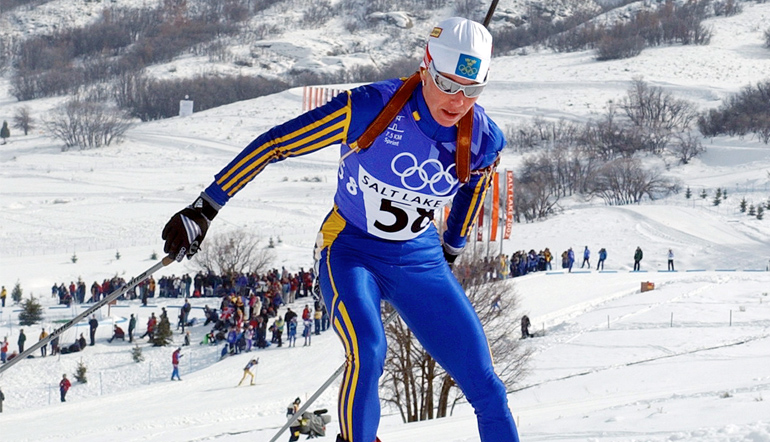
top-left (373, 199), bottom-right (435, 234)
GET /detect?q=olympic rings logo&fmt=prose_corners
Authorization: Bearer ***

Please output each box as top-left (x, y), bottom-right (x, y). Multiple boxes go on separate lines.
top-left (458, 63), bottom-right (478, 76)
top-left (391, 152), bottom-right (457, 196)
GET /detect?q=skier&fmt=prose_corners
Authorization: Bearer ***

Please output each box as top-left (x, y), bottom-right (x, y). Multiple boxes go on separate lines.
top-left (171, 347), bottom-right (182, 381)
top-left (634, 246), bottom-right (644, 271)
top-left (59, 374), bottom-right (71, 402)
top-left (238, 358), bottom-right (259, 386)
top-left (160, 17), bottom-right (519, 442)
top-left (567, 248), bottom-right (575, 273)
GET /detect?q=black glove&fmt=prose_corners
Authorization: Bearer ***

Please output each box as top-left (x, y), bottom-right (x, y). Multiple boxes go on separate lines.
top-left (162, 193), bottom-right (220, 262)
top-left (442, 243), bottom-right (462, 268)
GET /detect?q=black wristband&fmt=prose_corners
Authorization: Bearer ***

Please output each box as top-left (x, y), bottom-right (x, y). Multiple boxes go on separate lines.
top-left (192, 195), bottom-right (219, 221)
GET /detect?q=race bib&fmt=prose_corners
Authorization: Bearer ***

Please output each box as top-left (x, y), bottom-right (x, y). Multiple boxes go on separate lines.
top-left (359, 163), bottom-right (454, 241)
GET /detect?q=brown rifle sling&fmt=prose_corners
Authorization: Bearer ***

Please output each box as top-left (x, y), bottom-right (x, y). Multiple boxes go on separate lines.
top-left (353, 72), bottom-right (474, 183)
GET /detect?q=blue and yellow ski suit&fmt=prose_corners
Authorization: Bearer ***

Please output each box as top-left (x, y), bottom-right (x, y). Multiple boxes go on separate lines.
top-left (203, 77), bottom-right (519, 442)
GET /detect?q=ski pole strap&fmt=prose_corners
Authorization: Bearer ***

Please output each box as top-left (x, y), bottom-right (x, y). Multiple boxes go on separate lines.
top-left (353, 71), bottom-right (474, 183)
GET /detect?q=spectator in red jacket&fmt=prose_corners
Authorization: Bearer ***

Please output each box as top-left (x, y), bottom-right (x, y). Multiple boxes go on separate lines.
top-left (59, 374), bottom-right (71, 402)
top-left (171, 347), bottom-right (182, 381)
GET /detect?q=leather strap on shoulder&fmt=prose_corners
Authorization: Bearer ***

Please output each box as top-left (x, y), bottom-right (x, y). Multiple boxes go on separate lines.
top-left (355, 72), bottom-right (421, 150)
top-left (353, 71), bottom-right (474, 184)
top-left (456, 110), bottom-right (473, 184)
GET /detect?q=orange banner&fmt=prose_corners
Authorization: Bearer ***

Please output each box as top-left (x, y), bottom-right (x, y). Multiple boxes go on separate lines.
top-left (504, 170), bottom-right (514, 240)
top-left (490, 172), bottom-right (499, 241)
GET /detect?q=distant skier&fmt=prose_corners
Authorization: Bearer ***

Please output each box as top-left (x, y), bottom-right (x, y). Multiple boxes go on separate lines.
top-left (238, 358), bottom-right (259, 386)
top-left (634, 246), bottom-right (644, 271)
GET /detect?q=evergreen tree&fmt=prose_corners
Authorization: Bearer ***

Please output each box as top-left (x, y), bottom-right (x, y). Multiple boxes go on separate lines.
top-left (685, 187), bottom-right (692, 199)
top-left (722, 188), bottom-right (727, 200)
top-left (19, 295), bottom-right (44, 325)
top-left (131, 345), bottom-right (145, 363)
top-left (268, 237), bottom-right (275, 248)
top-left (766, 199), bottom-right (770, 210)
top-left (115, 250), bottom-right (121, 260)
top-left (748, 204), bottom-right (756, 216)
top-left (71, 253), bottom-right (78, 263)
top-left (712, 193), bottom-right (721, 206)
top-left (757, 206), bottom-right (765, 220)
top-left (739, 197), bottom-right (747, 213)
top-left (699, 189), bottom-right (708, 199)
top-left (150, 315), bottom-right (173, 346)
top-left (150, 251), bottom-right (158, 260)
top-left (11, 281), bottom-right (23, 303)
top-left (75, 359), bottom-right (88, 383)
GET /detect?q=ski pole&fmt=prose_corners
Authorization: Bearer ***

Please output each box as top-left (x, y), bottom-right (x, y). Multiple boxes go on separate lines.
top-left (269, 310), bottom-right (399, 442)
top-left (0, 256), bottom-right (174, 375)
top-left (483, 0), bottom-right (500, 27)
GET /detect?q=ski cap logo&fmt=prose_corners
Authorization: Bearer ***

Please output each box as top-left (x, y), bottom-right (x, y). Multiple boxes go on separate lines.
top-left (455, 54), bottom-right (481, 80)
top-left (430, 27), bottom-right (443, 38)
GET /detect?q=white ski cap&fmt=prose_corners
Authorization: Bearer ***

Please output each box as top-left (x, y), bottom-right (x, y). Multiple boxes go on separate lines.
top-left (423, 17), bottom-right (493, 83)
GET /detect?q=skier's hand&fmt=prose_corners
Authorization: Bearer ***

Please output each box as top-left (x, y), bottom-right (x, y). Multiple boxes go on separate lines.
top-left (162, 193), bottom-right (219, 262)
top-left (442, 243), bottom-right (461, 268)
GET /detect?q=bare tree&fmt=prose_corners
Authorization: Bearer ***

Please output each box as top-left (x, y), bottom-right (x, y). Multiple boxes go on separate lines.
top-left (587, 158), bottom-right (678, 205)
top-left (191, 228), bottom-right (275, 276)
top-left (620, 78), bottom-right (698, 154)
top-left (43, 98), bottom-right (132, 150)
top-left (380, 251), bottom-right (531, 423)
top-left (515, 153), bottom-right (562, 221)
top-left (12, 106), bottom-right (35, 135)
top-left (669, 132), bottom-right (705, 164)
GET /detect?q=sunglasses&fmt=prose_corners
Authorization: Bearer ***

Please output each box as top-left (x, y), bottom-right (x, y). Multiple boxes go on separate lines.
top-left (427, 62), bottom-right (487, 98)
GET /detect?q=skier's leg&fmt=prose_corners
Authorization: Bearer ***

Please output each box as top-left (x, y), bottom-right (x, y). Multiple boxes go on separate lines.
top-left (317, 218), bottom-right (386, 442)
top-left (388, 253), bottom-right (520, 442)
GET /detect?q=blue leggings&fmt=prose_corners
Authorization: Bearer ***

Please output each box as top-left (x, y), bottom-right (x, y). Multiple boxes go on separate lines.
top-left (317, 210), bottom-right (519, 442)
